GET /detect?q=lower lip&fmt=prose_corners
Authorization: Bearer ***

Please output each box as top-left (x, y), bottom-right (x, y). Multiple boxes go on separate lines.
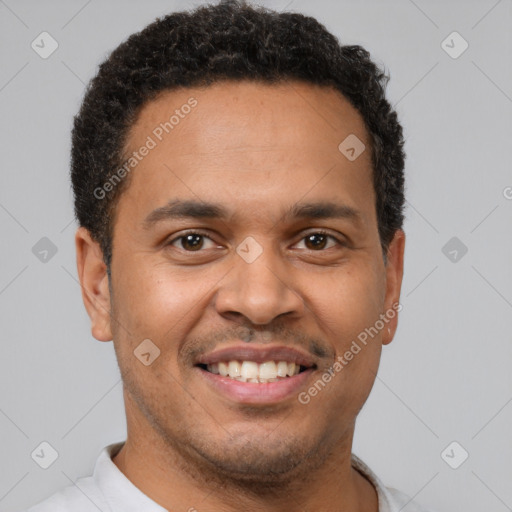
top-left (198, 367), bottom-right (314, 404)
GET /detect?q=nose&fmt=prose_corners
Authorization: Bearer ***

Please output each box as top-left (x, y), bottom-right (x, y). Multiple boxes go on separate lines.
top-left (214, 242), bottom-right (304, 325)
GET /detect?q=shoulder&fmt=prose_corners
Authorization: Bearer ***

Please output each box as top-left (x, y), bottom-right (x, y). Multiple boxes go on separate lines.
top-left (351, 453), bottom-right (438, 512)
top-left (386, 486), bottom-right (439, 512)
top-left (21, 442), bottom-right (126, 512)
top-left (22, 475), bottom-right (107, 512)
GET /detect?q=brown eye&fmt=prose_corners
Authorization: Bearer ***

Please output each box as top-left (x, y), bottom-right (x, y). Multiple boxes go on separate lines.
top-left (304, 233), bottom-right (328, 250)
top-left (180, 234), bottom-right (204, 251)
top-left (297, 232), bottom-right (340, 251)
top-left (169, 232), bottom-right (217, 252)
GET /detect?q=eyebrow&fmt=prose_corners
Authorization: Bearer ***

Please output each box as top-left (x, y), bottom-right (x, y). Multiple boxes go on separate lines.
top-left (142, 199), bottom-right (363, 229)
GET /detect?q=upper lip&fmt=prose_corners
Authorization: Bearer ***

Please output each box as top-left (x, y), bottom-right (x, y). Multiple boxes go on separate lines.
top-left (195, 343), bottom-right (317, 368)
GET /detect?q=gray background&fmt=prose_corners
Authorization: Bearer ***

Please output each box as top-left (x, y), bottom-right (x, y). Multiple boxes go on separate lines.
top-left (1, 0), bottom-right (511, 511)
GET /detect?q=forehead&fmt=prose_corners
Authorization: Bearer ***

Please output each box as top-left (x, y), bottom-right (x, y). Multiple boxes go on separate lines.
top-left (126, 80), bottom-right (369, 155)
top-left (117, 80), bottom-right (375, 228)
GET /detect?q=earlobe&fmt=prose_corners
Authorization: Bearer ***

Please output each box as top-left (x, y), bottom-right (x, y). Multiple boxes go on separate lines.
top-left (382, 229), bottom-right (406, 346)
top-left (75, 227), bottom-right (113, 342)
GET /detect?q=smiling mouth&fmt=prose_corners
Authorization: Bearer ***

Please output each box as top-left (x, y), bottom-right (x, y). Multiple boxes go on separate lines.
top-left (197, 360), bottom-right (313, 384)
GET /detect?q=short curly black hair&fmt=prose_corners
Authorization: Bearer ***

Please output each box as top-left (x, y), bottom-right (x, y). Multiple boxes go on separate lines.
top-left (71, 0), bottom-right (405, 268)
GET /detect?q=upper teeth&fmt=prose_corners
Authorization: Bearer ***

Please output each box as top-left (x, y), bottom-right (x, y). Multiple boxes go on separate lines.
top-left (206, 360), bottom-right (301, 382)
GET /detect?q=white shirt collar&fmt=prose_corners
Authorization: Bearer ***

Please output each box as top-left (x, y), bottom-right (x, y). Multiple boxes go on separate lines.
top-left (351, 453), bottom-right (398, 512)
top-left (93, 441), bottom-right (167, 511)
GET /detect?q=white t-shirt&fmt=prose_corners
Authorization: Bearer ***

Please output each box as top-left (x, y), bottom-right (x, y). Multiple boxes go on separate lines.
top-left (23, 441), bottom-right (436, 512)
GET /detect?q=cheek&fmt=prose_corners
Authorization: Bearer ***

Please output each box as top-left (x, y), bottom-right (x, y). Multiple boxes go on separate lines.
top-left (304, 263), bottom-right (384, 405)
top-left (111, 258), bottom-right (219, 371)
top-left (110, 263), bottom-right (202, 394)
top-left (310, 262), bottom-right (385, 347)
top-left (114, 257), bottom-right (202, 323)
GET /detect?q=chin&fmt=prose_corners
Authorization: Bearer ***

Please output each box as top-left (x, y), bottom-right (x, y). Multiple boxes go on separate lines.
top-left (190, 434), bottom-right (328, 488)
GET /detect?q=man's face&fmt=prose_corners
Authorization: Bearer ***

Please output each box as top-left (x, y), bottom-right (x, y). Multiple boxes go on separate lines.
top-left (80, 80), bottom-right (404, 481)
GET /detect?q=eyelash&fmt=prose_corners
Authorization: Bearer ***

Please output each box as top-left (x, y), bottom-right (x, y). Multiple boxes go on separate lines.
top-left (167, 229), bottom-right (345, 252)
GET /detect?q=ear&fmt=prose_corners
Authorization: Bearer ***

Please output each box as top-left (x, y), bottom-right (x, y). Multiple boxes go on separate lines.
top-left (75, 227), bottom-right (113, 342)
top-left (381, 229), bottom-right (405, 346)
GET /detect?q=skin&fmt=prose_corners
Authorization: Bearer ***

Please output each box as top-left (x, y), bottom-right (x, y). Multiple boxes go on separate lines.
top-left (76, 80), bottom-right (405, 512)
